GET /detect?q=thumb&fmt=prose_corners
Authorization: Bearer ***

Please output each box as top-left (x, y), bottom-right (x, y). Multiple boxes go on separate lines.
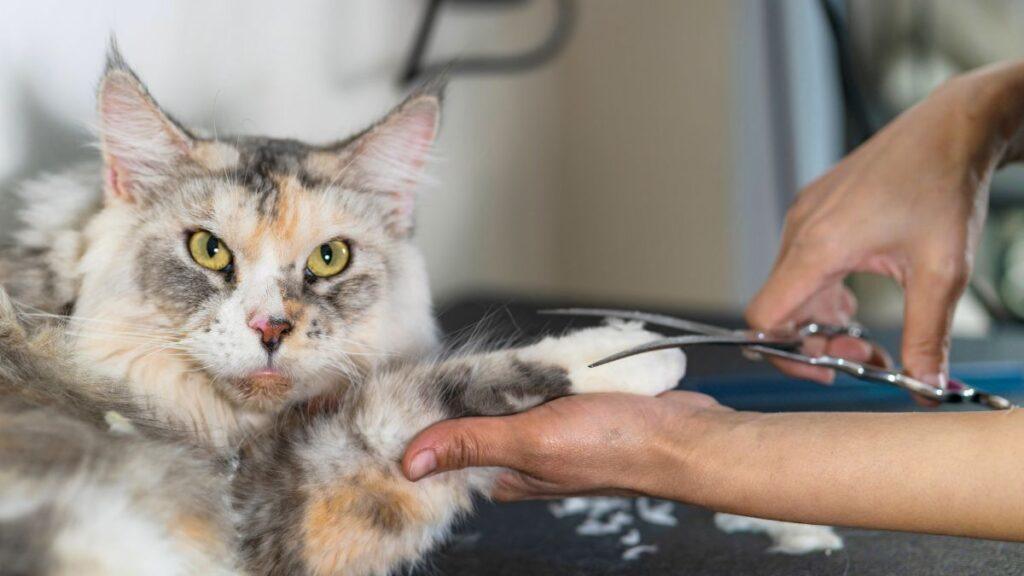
top-left (402, 416), bottom-right (522, 481)
top-left (746, 251), bottom-right (842, 383)
top-left (746, 249), bottom-right (836, 329)
top-left (901, 261), bottom-right (966, 387)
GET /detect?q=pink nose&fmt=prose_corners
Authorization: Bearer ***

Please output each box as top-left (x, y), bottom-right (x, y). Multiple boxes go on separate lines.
top-left (248, 315), bottom-right (293, 354)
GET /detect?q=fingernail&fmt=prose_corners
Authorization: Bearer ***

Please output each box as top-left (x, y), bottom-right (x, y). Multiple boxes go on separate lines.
top-left (408, 450), bottom-right (437, 481)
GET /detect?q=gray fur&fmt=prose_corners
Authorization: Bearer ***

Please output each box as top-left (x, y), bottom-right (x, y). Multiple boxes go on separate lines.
top-left (135, 236), bottom-right (221, 318)
top-left (0, 506), bottom-right (57, 576)
top-left (434, 356), bottom-right (572, 418)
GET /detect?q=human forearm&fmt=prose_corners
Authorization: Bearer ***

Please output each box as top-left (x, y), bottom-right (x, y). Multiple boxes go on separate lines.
top-left (650, 409), bottom-right (1024, 540)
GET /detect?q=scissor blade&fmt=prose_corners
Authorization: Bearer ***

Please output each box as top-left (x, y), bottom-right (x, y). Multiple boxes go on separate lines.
top-left (588, 335), bottom-right (800, 368)
top-left (540, 308), bottom-right (733, 336)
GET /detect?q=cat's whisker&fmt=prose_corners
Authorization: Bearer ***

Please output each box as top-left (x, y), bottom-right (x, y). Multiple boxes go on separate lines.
top-left (72, 330), bottom-right (183, 346)
top-left (15, 307), bottom-right (180, 333)
top-left (25, 320), bottom-right (185, 343)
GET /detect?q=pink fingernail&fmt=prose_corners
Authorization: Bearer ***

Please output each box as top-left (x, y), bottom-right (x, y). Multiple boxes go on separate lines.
top-left (408, 450), bottom-right (437, 481)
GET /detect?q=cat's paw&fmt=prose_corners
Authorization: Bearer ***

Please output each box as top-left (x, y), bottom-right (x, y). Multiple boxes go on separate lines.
top-left (519, 320), bottom-right (686, 396)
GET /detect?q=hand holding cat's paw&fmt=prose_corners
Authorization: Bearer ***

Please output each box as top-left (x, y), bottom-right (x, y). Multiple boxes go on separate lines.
top-left (519, 321), bottom-right (686, 397)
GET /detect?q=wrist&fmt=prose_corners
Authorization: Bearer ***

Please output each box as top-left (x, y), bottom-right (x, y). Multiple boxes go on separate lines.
top-left (638, 408), bottom-right (762, 507)
top-left (947, 61), bottom-right (1024, 167)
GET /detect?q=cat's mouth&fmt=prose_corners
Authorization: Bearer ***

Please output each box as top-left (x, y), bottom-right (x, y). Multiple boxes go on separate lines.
top-left (234, 368), bottom-right (292, 407)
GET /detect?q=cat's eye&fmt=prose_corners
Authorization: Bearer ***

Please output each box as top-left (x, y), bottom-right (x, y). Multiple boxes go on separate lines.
top-left (306, 240), bottom-right (351, 278)
top-left (187, 230), bottom-right (233, 272)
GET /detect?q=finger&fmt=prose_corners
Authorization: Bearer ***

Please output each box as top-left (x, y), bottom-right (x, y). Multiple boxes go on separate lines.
top-left (746, 250), bottom-right (837, 330)
top-left (765, 357), bottom-right (836, 384)
top-left (824, 336), bottom-right (874, 363)
top-left (770, 335), bottom-right (836, 384)
top-left (912, 393), bottom-right (942, 409)
top-left (802, 283), bottom-right (858, 325)
top-left (839, 284), bottom-right (859, 319)
top-left (402, 416), bottom-right (521, 481)
top-left (775, 283), bottom-right (862, 383)
top-left (901, 259), bottom-right (967, 387)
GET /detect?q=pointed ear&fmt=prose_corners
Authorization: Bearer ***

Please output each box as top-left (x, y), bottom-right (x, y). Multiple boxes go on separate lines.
top-left (98, 41), bottom-right (194, 203)
top-left (318, 84), bottom-right (442, 237)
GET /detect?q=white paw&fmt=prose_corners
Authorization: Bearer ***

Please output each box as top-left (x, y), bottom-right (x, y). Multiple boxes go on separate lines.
top-left (714, 513), bottom-right (844, 555)
top-left (519, 321), bottom-right (686, 396)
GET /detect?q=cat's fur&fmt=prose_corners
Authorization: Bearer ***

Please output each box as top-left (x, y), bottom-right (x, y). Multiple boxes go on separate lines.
top-left (0, 45), bottom-right (686, 575)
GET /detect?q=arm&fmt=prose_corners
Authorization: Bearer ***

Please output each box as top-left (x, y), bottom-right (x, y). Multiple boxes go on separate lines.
top-left (403, 60), bottom-right (1024, 539)
top-left (404, 391), bottom-right (1024, 541)
top-left (973, 60), bottom-right (1024, 166)
top-left (656, 406), bottom-right (1024, 541)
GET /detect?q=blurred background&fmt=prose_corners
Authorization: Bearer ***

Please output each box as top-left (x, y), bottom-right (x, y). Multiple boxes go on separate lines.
top-left (2, 0), bottom-right (1024, 337)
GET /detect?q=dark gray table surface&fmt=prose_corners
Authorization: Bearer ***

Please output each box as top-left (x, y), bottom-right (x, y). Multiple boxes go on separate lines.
top-left (418, 296), bottom-right (1024, 576)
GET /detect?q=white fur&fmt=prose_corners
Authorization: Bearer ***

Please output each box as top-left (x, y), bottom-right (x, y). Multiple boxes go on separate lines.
top-left (14, 164), bottom-right (102, 249)
top-left (52, 488), bottom-right (189, 576)
top-left (518, 321), bottom-right (686, 396)
top-left (1, 475), bottom-right (235, 576)
top-left (713, 513), bottom-right (844, 555)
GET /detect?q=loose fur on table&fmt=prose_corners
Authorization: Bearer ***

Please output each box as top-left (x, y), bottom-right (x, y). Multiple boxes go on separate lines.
top-left (0, 43), bottom-right (686, 576)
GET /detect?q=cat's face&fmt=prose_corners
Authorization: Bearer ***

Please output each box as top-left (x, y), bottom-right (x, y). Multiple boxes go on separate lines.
top-left (73, 48), bottom-right (440, 411)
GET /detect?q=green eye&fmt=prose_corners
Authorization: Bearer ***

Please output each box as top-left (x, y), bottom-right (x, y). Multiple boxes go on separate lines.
top-left (188, 230), bottom-right (232, 271)
top-left (306, 240), bottom-right (351, 278)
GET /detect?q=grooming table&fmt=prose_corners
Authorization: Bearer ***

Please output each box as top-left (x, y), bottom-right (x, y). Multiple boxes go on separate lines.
top-left (418, 297), bottom-right (1024, 576)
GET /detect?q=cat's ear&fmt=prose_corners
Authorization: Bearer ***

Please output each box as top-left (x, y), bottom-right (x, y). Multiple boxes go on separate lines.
top-left (318, 82), bottom-right (443, 237)
top-left (97, 41), bottom-right (194, 203)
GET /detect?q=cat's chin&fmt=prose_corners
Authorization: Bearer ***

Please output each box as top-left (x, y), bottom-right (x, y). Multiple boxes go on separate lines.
top-left (230, 370), bottom-right (293, 411)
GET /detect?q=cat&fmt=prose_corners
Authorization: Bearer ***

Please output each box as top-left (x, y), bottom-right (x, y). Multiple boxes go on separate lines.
top-left (0, 43), bottom-right (687, 575)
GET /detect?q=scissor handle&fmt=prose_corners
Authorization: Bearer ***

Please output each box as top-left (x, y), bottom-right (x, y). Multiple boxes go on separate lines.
top-left (806, 355), bottom-right (943, 400)
top-left (799, 354), bottom-right (1013, 410)
top-left (798, 322), bottom-right (867, 339)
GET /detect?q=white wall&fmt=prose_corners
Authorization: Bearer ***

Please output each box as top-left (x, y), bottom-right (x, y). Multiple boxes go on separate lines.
top-left (553, 0), bottom-right (737, 308)
top-left (0, 0), bottom-right (747, 309)
top-left (0, 0), bottom-right (569, 301)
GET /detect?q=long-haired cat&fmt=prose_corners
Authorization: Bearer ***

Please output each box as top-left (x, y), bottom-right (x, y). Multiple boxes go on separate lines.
top-left (0, 44), bottom-right (686, 575)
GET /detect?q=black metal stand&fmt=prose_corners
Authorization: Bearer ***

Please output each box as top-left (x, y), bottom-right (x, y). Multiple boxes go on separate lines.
top-left (400, 0), bottom-right (576, 86)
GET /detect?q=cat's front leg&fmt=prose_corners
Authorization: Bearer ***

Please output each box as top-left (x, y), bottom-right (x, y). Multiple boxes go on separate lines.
top-left (350, 320), bottom-right (686, 463)
top-left (232, 322), bottom-right (685, 576)
top-left (430, 320), bottom-right (687, 420)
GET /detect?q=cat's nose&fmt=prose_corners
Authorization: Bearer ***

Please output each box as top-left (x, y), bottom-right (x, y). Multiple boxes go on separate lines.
top-left (249, 315), bottom-right (293, 354)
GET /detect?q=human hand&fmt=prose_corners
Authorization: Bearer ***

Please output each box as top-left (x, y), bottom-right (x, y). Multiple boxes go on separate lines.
top-left (401, 391), bottom-right (730, 501)
top-left (746, 71), bottom-right (1016, 392)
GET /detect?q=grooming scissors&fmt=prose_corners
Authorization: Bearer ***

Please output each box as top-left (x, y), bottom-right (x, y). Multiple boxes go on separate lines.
top-left (541, 308), bottom-right (1014, 410)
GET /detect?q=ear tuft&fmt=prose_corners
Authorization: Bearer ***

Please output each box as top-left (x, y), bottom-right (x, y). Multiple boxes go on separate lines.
top-left (407, 70), bottom-right (448, 107)
top-left (105, 36), bottom-right (131, 76)
top-left (97, 40), bottom-right (193, 202)
top-left (332, 84), bottom-right (444, 237)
